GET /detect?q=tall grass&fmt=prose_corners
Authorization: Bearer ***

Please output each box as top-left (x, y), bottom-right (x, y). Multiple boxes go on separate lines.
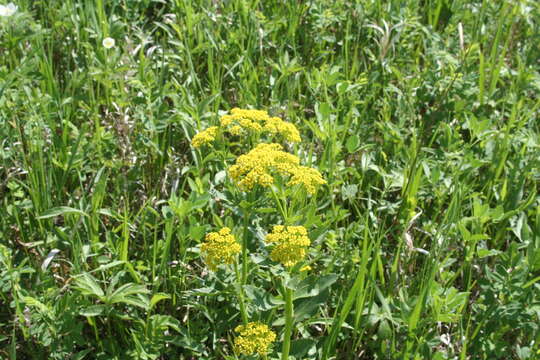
top-left (0, 0), bottom-right (539, 359)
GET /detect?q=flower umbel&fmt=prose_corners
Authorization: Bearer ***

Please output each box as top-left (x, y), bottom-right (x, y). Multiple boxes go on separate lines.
top-left (229, 143), bottom-right (298, 190)
top-left (288, 166), bottom-right (326, 194)
top-left (192, 126), bottom-right (219, 148)
top-left (234, 322), bottom-right (276, 356)
top-left (266, 225), bottom-right (311, 267)
top-left (228, 143), bottom-right (325, 194)
top-left (220, 108), bottom-right (301, 142)
top-left (200, 227), bottom-right (241, 271)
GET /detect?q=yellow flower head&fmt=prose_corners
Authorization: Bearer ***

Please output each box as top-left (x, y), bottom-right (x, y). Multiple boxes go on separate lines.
top-left (192, 126), bottom-right (218, 148)
top-left (263, 116), bottom-right (301, 142)
top-left (228, 143), bottom-right (325, 194)
top-left (234, 322), bottom-right (276, 356)
top-left (288, 166), bottom-right (327, 194)
top-left (219, 108), bottom-right (301, 142)
top-left (265, 225), bottom-right (311, 267)
top-left (200, 227), bottom-right (241, 270)
top-left (229, 143), bottom-right (298, 190)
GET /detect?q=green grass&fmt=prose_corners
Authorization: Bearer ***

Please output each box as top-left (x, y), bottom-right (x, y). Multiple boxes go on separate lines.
top-left (1, 0), bottom-right (539, 359)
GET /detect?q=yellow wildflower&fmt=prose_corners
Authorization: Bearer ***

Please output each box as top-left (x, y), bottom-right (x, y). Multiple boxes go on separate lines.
top-left (219, 114), bottom-right (234, 127)
top-left (192, 126), bottom-right (218, 148)
top-left (288, 166), bottom-right (327, 194)
top-left (229, 143), bottom-right (299, 190)
top-left (229, 125), bottom-right (242, 136)
top-left (234, 322), bottom-right (276, 356)
top-left (200, 227), bottom-right (241, 270)
top-left (263, 116), bottom-right (301, 142)
top-left (228, 143), bottom-right (325, 194)
top-left (219, 108), bottom-right (301, 142)
top-left (265, 225), bottom-right (311, 267)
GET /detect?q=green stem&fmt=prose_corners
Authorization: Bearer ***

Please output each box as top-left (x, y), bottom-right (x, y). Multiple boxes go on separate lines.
top-left (281, 284), bottom-right (294, 360)
top-left (234, 262), bottom-right (249, 324)
top-left (88, 317), bottom-right (103, 351)
top-left (270, 187), bottom-right (288, 223)
top-left (241, 211), bottom-right (249, 285)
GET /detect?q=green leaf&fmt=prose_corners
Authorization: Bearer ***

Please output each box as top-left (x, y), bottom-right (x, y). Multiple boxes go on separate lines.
top-left (80, 305), bottom-right (106, 317)
top-left (108, 283), bottom-right (150, 303)
top-left (290, 274), bottom-right (338, 300)
top-left (148, 314), bottom-right (182, 333)
top-left (342, 184), bottom-right (358, 201)
top-left (73, 349), bottom-right (93, 360)
top-left (477, 248), bottom-right (501, 258)
top-left (114, 296), bottom-right (150, 310)
top-left (188, 287), bottom-right (217, 296)
top-left (189, 225), bottom-right (206, 242)
top-left (294, 290), bottom-right (330, 322)
top-left (377, 319), bottom-right (392, 339)
top-left (290, 339), bottom-right (316, 359)
top-left (73, 273), bottom-right (104, 298)
top-left (317, 102), bottom-right (332, 120)
top-left (346, 135), bottom-right (360, 153)
top-left (91, 260), bottom-right (125, 273)
top-left (22, 296), bottom-right (51, 316)
top-left (150, 293), bottom-right (171, 309)
top-left (38, 206), bottom-right (89, 219)
top-left (244, 285), bottom-right (281, 311)
top-left (255, 207), bottom-right (277, 214)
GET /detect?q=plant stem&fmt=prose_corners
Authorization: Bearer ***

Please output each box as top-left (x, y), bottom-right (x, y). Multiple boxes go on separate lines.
top-left (281, 284), bottom-right (294, 360)
top-left (270, 187), bottom-right (288, 222)
top-left (241, 210), bottom-right (249, 285)
top-left (234, 262), bottom-right (249, 324)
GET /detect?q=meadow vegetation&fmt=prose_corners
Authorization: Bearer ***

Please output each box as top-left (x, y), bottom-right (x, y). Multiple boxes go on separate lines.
top-left (0, 0), bottom-right (539, 359)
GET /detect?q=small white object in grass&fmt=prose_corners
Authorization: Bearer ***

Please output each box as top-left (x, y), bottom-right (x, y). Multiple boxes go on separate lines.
top-left (102, 37), bottom-right (115, 49)
top-left (458, 22), bottom-right (464, 52)
top-left (440, 333), bottom-right (451, 346)
top-left (41, 249), bottom-right (61, 271)
top-left (0, 2), bottom-right (18, 17)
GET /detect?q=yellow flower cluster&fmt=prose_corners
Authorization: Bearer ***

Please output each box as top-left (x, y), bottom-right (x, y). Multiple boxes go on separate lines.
top-left (234, 322), bottom-right (276, 356)
top-left (288, 165), bottom-right (327, 194)
top-left (220, 108), bottom-right (301, 142)
top-left (200, 227), bottom-right (241, 270)
top-left (265, 225), bottom-right (311, 267)
top-left (192, 126), bottom-right (218, 148)
top-left (191, 108), bottom-right (301, 148)
top-left (229, 143), bottom-right (298, 189)
top-left (228, 143), bottom-right (325, 194)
